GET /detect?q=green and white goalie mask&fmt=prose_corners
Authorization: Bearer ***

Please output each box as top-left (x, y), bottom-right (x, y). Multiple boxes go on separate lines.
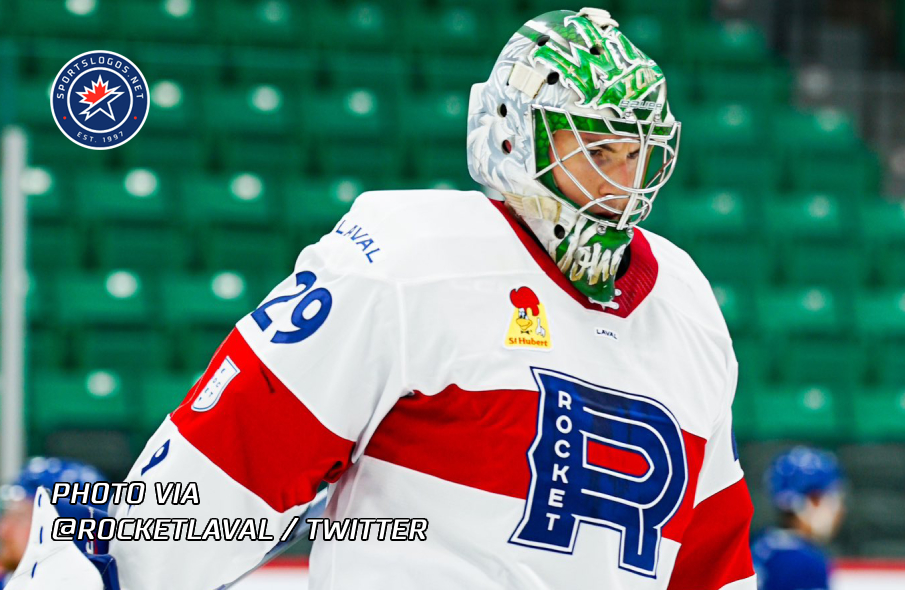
top-left (467, 7), bottom-right (681, 306)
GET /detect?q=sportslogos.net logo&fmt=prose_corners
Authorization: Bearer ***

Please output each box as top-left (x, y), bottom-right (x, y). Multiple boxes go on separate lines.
top-left (51, 50), bottom-right (149, 150)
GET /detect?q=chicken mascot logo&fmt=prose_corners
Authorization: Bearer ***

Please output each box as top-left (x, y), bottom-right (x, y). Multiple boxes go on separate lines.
top-left (505, 287), bottom-right (552, 351)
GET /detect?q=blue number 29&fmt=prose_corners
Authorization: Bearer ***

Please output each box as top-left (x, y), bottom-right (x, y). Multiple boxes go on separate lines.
top-left (251, 271), bottom-right (333, 344)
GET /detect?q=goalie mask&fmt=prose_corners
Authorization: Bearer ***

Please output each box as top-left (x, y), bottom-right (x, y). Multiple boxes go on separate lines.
top-left (467, 7), bottom-right (681, 306)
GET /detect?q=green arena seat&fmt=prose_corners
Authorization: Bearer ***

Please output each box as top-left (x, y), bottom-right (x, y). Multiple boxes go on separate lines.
top-left (696, 152), bottom-right (780, 192)
top-left (129, 44), bottom-right (224, 85)
top-left (756, 286), bottom-right (844, 337)
top-left (772, 108), bottom-right (859, 156)
top-left (114, 0), bottom-right (206, 42)
top-left (160, 272), bottom-right (252, 328)
top-left (201, 84), bottom-right (294, 137)
top-left (120, 134), bottom-right (209, 171)
top-left (212, 0), bottom-right (303, 46)
top-left (682, 104), bottom-right (765, 151)
top-left (24, 166), bottom-right (69, 223)
top-left (711, 282), bottom-right (755, 336)
top-left (74, 327), bottom-right (171, 374)
top-left (410, 142), bottom-right (471, 184)
top-left (875, 340), bottom-right (905, 387)
top-left (26, 326), bottom-right (68, 372)
top-left (751, 383), bottom-right (842, 440)
top-left (618, 16), bottom-right (671, 66)
top-left (283, 176), bottom-right (363, 231)
top-left (175, 327), bottom-right (231, 373)
top-left (29, 223), bottom-right (84, 270)
top-left (415, 55), bottom-right (495, 94)
top-left (862, 197), bottom-right (905, 247)
top-left (790, 152), bottom-right (881, 193)
top-left (93, 226), bottom-right (191, 273)
top-left (733, 337), bottom-right (772, 392)
top-left (26, 130), bottom-right (112, 169)
top-left (321, 53), bottom-right (408, 102)
top-left (696, 67), bottom-right (789, 107)
top-left (666, 188), bottom-right (755, 242)
top-left (53, 270), bottom-right (151, 327)
top-left (778, 241), bottom-right (868, 287)
top-left (852, 388), bottom-right (905, 441)
top-left (312, 2), bottom-right (395, 52)
top-left (300, 89), bottom-right (387, 141)
top-left (318, 141), bottom-right (403, 181)
top-left (219, 137), bottom-right (306, 175)
top-left (659, 67), bottom-right (693, 112)
top-left (853, 289), bottom-right (905, 340)
top-left (682, 21), bottom-right (769, 66)
top-left (13, 0), bottom-right (112, 37)
top-left (774, 338), bottom-right (866, 390)
top-left (200, 228), bottom-right (294, 277)
top-left (31, 369), bottom-right (133, 434)
top-left (179, 172), bottom-right (275, 227)
top-left (402, 7), bottom-right (505, 56)
top-left (763, 192), bottom-right (846, 241)
top-left (399, 91), bottom-right (468, 143)
top-left (74, 169), bottom-right (172, 224)
top-left (144, 79), bottom-right (196, 133)
top-left (229, 47), bottom-right (317, 89)
top-left (687, 238), bottom-right (772, 289)
top-left (16, 80), bottom-right (54, 130)
top-left (137, 372), bottom-right (198, 435)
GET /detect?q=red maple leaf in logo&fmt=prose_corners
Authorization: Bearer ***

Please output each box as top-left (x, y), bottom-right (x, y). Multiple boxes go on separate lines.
top-left (76, 77), bottom-right (111, 105)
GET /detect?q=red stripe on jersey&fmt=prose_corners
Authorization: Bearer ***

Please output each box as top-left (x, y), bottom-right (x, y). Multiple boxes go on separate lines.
top-left (487, 199), bottom-right (659, 318)
top-left (667, 478), bottom-right (756, 590)
top-left (171, 328), bottom-right (355, 513)
top-left (365, 386), bottom-right (538, 499)
top-left (586, 440), bottom-right (650, 477)
top-left (662, 431), bottom-right (707, 541)
top-left (365, 385), bottom-right (706, 543)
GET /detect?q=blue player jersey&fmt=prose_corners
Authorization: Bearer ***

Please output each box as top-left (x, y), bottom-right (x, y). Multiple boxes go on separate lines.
top-left (751, 528), bottom-right (830, 590)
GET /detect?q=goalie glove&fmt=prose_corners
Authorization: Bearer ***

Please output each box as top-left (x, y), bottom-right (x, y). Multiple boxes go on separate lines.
top-left (4, 487), bottom-right (120, 590)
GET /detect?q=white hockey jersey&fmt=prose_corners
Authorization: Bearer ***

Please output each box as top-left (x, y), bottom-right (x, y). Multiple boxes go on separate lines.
top-left (109, 189), bottom-right (756, 590)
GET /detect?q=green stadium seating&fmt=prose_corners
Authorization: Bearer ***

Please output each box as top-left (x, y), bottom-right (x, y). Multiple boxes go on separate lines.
top-left (402, 7), bottom-right (505, 56)
top-left (74, 327), bottom-right (171, 373)
top-left (853, 289), bottom-right (905, 340)
top-left (201, 84), bottom-right (294, 137)
top-left (687, 238), bottom-right (772, 288)
top-left (751, 383), bottom-right (842, 440)
top-left (790, 152), bottom-right (881, 193)
top-left (93, 226), bottom-right (191, 273)
top-left (875, 341), bottom-right (905, 387)
top-left (774, 338), bottom-right (866, 390)
top-left (16, 81), bottom-right (53, 130)
top-left (619, 16), bottom-right (671, 66)
top-left (410, 142), bottom-right (471, 184)
top-left (756, 286), bottom-right (844, 337)
top-left (229, 47), bottom-right (317, 89)
top-left (711, 282), bottom-right (755, 335)
top-left (778, 241), bottom-right (868, 288)
top-left (852, 388), bottom-right (905, 441)
top-left (26, 326), bottom-right (68, 371)
top-left (301, 89), bottom-right (387, 141)
top-left (682, 21), bottom-right (768, 66)
top-left (219, 137), bottom-right (307, 175)
top-left (200, 227), bottom-right (294, 276)
top-left (399, 91), bottom-right (468, 143)
top-left (696, 152), bottom-right (780, 192)
top-left (415, 55), bottom-right (494, 93)
top-left (144, 79), bottom-right (196, 133)
top-left (322, 53), bottom-right (408, 101)
top-left (763, 192), bottom-right (846, 241)
top-left (773, 108), bottom-right (859, 156)
top-left (113, 0), bottom-right (206, 42)
top-left (733, 337), bottom-right (771, 391)
top-left (53, 270), bottom-right (151, 327)
top-left (176, 327), bottom-right (231, 373)
top-left (179, 172), bottom-right (275, 227)
top-left (13, 0), bottom-right (112, 38)
top-left (312, 2), bottom-right (395, 52)
top-left (26, 130), bottom-right (112, 169)
top-left (129, 44), bottom-right (224, 85)
top-left (29, 223), bottom-right (84, 270)
top-left (666, 188), bottom-right (756, 242)
top-left (24, 166), bottom-right (68, 222)
top-left (30, 369), bottom-right (133, 433)
top-left (120, 134), bottom-right (210, 171)
top-left (74, 169), bottom-right (172, 224)
top-left (682, 104), bottom-right (765, 152)
top-left (159, 272), bottom-right (252, 328)
top-left (696, 67), bottom-right (789, 107)
top-left (137, 372), bottom-right (198, 435)
top-left (283, 176), bottom-right (362, 230)
top-left (212, 0), bottom-right (303, 46)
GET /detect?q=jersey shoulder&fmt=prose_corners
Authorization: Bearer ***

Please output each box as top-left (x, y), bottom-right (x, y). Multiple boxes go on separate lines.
top-left (310, 189), bottom-right (523, 283)
top-left (640, 227), bottom-right (731, 342)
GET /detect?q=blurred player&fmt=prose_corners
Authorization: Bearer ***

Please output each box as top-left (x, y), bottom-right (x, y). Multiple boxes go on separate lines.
top-left (7, 8), bottom-right (756, 589)
top-left (0, 457), bottom-right (106, 588)
top-left (751, 447), bottom-right (846, 590)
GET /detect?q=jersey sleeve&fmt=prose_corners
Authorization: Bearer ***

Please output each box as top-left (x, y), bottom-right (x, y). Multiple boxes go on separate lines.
top-left (108, 234), bottom-right (406, 590)
top-left (668, 353), bottom-right (757, 590)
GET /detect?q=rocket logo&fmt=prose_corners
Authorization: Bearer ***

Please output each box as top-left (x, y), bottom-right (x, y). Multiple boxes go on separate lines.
top-left (51, 50), bottom-right (149, 150)
top-left (505, 286), bottom-right (552, 351)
